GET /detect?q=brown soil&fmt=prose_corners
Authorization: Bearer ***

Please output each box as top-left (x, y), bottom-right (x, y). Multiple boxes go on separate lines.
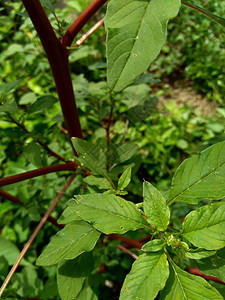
top-left (158, 79), bottom-right (217, 115)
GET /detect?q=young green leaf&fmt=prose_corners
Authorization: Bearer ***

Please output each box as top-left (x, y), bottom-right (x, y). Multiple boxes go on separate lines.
top-left (29, 95), bottom-right (58, 115)
top-left (84, 175), bottom-right (112, 190)
top-left (182, 202), bottom-right (225, 250)
top-left (160, 259), bottom-right (223, 299)
top-left (68, 193), bottom-right (149, 234)
top-left (185, 249), bottom-right (216, 260)
top-left (142, 239), bottom-right (166, 252)
top-left (168, 141), bottom-right (225, 204)
top-left (72, 138), bottom-right (113, 185)
top-left (36, 221), bottom-right (100, 266)
top-left (143, 182), bottom-right (170, 231)
top-left (105, 0), bottom-right (181, 91)
top-left (118, 167), bottom-right (132, 191)
top-left (120, 252), bottom-right (169, 300)
top-left (57, 252), bottom-right (94, 300)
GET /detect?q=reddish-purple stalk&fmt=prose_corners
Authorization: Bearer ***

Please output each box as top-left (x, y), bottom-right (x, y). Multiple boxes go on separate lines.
top-left (0, 188), bottom-right (23, 205)
top-left (62, 0), bottom-right (108, 48)
top-left (21, 0), bottom-right (82, 141)
top-left (0, 162), bottom-right (78, 187)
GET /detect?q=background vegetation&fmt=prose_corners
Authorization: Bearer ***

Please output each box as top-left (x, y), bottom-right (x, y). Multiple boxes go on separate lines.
top-left (0, 0), bottom-right (225, 298)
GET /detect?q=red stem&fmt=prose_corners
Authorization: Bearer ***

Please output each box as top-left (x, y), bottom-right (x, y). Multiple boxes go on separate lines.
top-left (108, 234), bottom-right (143, 249)
top-left (21, 0), bottom-right (82, 140)
top-left (0, 188), bottom-right (23, 204)
top-left (0, 162), bottom-right (78, 187)
top-left (188, 266), bottom-right (225, 286)
top-left (62, 0), bottom-right (108, 48)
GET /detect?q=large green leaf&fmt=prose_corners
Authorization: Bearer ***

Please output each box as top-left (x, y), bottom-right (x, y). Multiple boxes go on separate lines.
top-left (36, 221), bottom-right (100, 266)
top-left (182, 202), bottom-right (225, 250)
top-left (143, 182), bottom-right (170, 231)
top-left (160, 260), bottom-right (223, 299)
top-left (194, 249), bottom-right (225, 282)
top-left (57, 252), bottom-right (94, 300)
top-left (120, 252), bottom-right (169, 300)
top-left (168, 141), bottom-right (225, 204)
top-left (68, 193), bottom-right (149, 234)
top-left (105, 0), bottom-right (181, 91)
top-left (58, 206), bottom-right (82, 225)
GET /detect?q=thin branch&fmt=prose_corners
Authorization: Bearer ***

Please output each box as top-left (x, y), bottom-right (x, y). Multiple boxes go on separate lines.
top-left (74, 18), bottom-right (104, 47)
top-left (117, 244), bottom-right (138, 260)
top-left (62, 0), bottom-right (108, 48)
top-left (21, 0), bottom-right (83, 140)
top-left (181, 0), bottom-right (225, 27)
top-left (0, 188), bottom-right (23, 205)
top-left (8, 115), bottom-right (66, 162)
top-left (187, 266), bottom-right (225, 286)
top-left (108, 234), bottom-right (143, 249)
top-left (0, 174), bottom-right (75, 298)
top-left (0, 162), bottom-right (78, 187)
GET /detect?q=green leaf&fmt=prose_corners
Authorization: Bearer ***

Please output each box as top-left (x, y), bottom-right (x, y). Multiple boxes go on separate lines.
top-left (185, 249), bottom-right (216, 260)
top-left (168, 141), bottom-right (225, 204)
top-left (182, 202), bottom-right (225, 250)
top-left (118, 167), bottom-right (132, 191)
top-left (72, 138), bottom-right (112, 183)
top-left (16, 266), bottom-right (43, 298)
top-left (183, 1), bottom-right (225, 27)
top-left (160, 260), bottom-right (223, 299)
top-left (0, 256), bottom-right (9, 279)
top-left (0, 237), bottom-right (28, 266)
top-left (58, 206), bottom-right (82, 225)
top-left (109, 143), bottom-right (138, 168)
top-left (76, 285), bottom-right (98, 300)
top-left (120, 252), bottom-right (169, 300)
top-left (0, 98), bottom-right (18, 113)
top-left (57, 252), bottom-right (94, 300)
top-left (23, 142), bottom-right (43, 168)
top-left (105, 0), bottom-right (181, 91)
top-left (68, 193), bottom-right (149, 234)
top-left (84, 175), bottom-right (112, 190)
top-left (143, 182), bottom-right (170, 231)
top-left (142, 239), bottom-right (165, 252)
top-left (0, 80), bottom-right (22, 96)
top-left (40, 0), bottom-right (55, 14)
top-left (29, 95), bottom-right (58, 115)
top-left (194, 250), bottom-right (225, 282)
top-left (36, 221), bottom-right (100, 266)
top-left (128, 97), bottom-right (158, 123)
